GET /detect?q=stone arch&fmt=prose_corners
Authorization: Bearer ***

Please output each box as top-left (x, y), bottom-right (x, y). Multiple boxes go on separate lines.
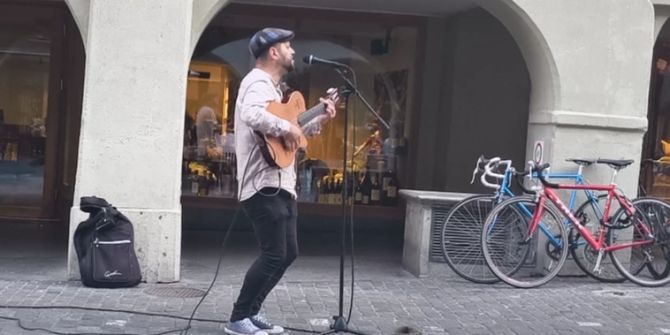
top-left (655, 6), bottom-right (670, 38)
top-left (641, 6), bottom-right (670, 193)
top-left (478, 0), bottom-right (559, 115)
top-left (191, 0), bottom-right (558, 113)
top-left (192, 1), bottom-right (559, 106)
top-left (191, 0), bottom-right (233, 57)
top-left (63, 0), bottom-right (90, 48)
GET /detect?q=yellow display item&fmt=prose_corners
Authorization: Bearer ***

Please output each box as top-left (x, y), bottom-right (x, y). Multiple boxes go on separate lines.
top-left (188, 161), bottom-right (210, 176)
top-left (662, 139), bottom-right (670, 156)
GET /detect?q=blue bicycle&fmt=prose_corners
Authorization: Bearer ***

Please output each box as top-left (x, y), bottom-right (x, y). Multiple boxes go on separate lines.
top-left (440, 156), bottom-right (623, 283)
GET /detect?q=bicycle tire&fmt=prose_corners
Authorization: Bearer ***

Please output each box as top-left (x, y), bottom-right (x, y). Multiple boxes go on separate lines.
top-left (633, 198), bottom-right (670, 279)
top-left (441, 194), bottom-right (499, 283)
top-left (482, 195), bottom-right (568, 288)
top-left (569, 195), bottom-right (626, 283)
top-left (608, 197), bottom-right (670, 287)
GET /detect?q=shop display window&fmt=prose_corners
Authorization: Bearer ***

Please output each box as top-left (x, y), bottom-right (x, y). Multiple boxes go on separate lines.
top-left (182, 6), bottom-right (418, 209)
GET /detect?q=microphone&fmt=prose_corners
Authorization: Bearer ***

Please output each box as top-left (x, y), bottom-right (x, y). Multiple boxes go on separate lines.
top-left (302, 55), bottom-right (349, 69)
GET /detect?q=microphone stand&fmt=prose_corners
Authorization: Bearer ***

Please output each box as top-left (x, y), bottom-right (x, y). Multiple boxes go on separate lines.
top-left (319, 66), bottom-right (389, 335)
top-left (336, 68), bottom-right (390, 132)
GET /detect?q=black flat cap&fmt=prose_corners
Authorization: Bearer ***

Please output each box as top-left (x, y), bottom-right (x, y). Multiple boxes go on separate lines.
top-left (248, 27), bottom-right (295, 59)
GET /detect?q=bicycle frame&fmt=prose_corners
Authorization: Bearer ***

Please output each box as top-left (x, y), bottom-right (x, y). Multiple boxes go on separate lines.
top-left (531, 184), bottom-right (653, 253)
top-left (495, 167), bottom-right (603, 229)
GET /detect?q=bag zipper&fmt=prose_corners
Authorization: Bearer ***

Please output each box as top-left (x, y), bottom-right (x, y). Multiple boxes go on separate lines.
top-left (94, 238), bottom-right (131, 247)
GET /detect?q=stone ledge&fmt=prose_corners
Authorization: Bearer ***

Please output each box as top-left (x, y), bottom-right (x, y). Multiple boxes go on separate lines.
top-left (398, 189), bottom-right (472, 277)
top-left (399, 190), bottom-right (474, 205)
top-left (528, 110), bottom-right (647, 131)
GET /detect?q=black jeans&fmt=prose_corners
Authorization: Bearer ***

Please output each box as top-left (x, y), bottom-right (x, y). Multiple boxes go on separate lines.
top-left (230, 188), bottom-right (298, 322)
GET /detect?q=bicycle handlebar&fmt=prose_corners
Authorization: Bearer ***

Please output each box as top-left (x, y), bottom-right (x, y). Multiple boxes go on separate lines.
top-left (481, 162), bottom-right (501, 189)
top-left (481, 158), bottom-right (512, 190)
top-left (532, 162), bottom-right (560, 189)
top-left (470, 155), bottom-right (493, 184)
top-left (469, 155), bottom-right (512, 190)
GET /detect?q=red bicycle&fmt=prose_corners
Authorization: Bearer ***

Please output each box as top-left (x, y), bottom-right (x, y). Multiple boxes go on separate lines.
top-left (481, 159), bottom-right (670, 288)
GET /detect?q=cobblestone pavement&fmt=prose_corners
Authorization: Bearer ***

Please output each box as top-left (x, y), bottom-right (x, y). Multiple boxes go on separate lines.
top-left (0, 230), bottom-right (669, 334)
top-left (2, 270), bottom-right (670, 335)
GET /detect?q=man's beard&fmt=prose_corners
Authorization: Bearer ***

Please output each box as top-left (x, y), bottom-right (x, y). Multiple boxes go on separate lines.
top-left (282, 57), bottom-right (295, 73)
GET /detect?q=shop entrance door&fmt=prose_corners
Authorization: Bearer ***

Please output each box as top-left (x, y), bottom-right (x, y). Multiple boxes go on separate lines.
top-left (0, 4), bottom-right (67, 221)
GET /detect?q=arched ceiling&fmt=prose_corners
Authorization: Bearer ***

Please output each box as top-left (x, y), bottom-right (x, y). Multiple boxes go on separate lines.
top-left (233, 0), bottom-right (476, 16)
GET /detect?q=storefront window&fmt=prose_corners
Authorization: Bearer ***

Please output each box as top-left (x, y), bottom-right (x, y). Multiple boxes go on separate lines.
top-left (183, 6), bottom-right (418, 208)
top-left (183, 61), bottom-right (238, 197)
top-left (0, 26), bottom-right (50, 209)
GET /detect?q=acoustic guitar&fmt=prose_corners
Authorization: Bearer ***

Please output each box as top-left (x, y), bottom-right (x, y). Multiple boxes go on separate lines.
top-left (255, 88), bottom-right (339, 168)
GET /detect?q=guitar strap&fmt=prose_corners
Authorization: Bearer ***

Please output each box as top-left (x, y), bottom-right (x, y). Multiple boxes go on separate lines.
top-left (254, 130), bottom-right (279, 168)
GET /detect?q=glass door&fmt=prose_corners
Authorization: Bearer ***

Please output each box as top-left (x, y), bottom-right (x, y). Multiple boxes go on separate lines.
top-left (0, 5), bottom-right (63, 219)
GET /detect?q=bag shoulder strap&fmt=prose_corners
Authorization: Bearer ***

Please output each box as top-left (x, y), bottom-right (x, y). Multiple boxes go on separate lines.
top-left (80, 196), bottom-right (111, 213)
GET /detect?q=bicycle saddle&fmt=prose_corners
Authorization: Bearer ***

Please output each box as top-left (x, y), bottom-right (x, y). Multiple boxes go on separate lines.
top-left (566, 158), bottom-right (596, 166)
top-left (597, 158), bottom-right (634, 169)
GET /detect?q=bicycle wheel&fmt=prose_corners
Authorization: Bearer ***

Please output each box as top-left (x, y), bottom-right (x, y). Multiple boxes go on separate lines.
top-left (482, 196), bottom-right (568, 288)
top-left (569, 195), bottom-right (626, 283)
top-left (608, 198), bottom-right (670, 287)
top-left (633, 198), bottom-right (670, 279)
top-left (441, 194), bottom-right (499, 283)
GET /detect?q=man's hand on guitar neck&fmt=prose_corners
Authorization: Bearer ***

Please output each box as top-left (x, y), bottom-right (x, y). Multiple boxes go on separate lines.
top-left (280, 93), bottom-right (336, 151)
top-left (320, 97), bottom-right (337, 122)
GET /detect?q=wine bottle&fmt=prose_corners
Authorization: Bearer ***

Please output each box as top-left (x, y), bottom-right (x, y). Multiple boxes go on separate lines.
top-left (197, 171), bottom-right (207, 196)
top-left (370, 174), bottom-right (381, 205)
top-left (382, 169), bottom-right (392, 193)
top-left (360, 167), bottom-right (372, 205)
top-left (385, 171), bottom-right (399, 206)
top-left (322, 176), bottom-right (331, 204)
top-left (190, 170), bottom-right (199, 195)
top-left (327, 175), bottom-right (335, 204)
top-left (322, 176), bottom-right (330, 204)
top-left (316, 179), bottom-right (323, 204)
top-left (346, 172), bottom-right (354, 205)
top-left (353, 173), bottom-right (362, 205)
top-left (381, 169), bottom-right (392, 205)
top-left (335, 177), bottom-right (343, 204)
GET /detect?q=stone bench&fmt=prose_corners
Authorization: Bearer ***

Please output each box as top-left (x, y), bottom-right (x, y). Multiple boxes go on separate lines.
top-left (399, 190), bottom-right (473, 277)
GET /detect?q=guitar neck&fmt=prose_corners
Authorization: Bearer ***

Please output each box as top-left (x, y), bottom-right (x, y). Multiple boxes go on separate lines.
top-left (297, 103), bottom-right (325, 127)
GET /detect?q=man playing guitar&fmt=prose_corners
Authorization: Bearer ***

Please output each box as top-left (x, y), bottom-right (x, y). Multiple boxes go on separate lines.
top-left (225, 27), bottom-right (337, 335)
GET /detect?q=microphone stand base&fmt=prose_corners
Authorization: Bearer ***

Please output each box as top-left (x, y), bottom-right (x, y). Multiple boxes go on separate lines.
top-left (317, 316), bottom-right (369, 335)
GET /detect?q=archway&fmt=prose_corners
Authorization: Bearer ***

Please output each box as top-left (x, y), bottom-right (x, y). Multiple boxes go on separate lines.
top-left (640, 17), bottom-right (670, 200)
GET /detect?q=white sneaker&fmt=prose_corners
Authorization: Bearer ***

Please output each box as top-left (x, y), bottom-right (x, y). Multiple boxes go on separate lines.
top-left (224, 318), bottom-right (269, 335)
top-left (250, 314), bottom-right (285, 334)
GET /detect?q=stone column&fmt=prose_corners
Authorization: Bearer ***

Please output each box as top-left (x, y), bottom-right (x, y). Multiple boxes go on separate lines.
top-left (67, 0), bottom-right (193, 283)
top-left (512, 0), bottom-right (653, 192)
top-left (499, 0), bottom-right (653, 275)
